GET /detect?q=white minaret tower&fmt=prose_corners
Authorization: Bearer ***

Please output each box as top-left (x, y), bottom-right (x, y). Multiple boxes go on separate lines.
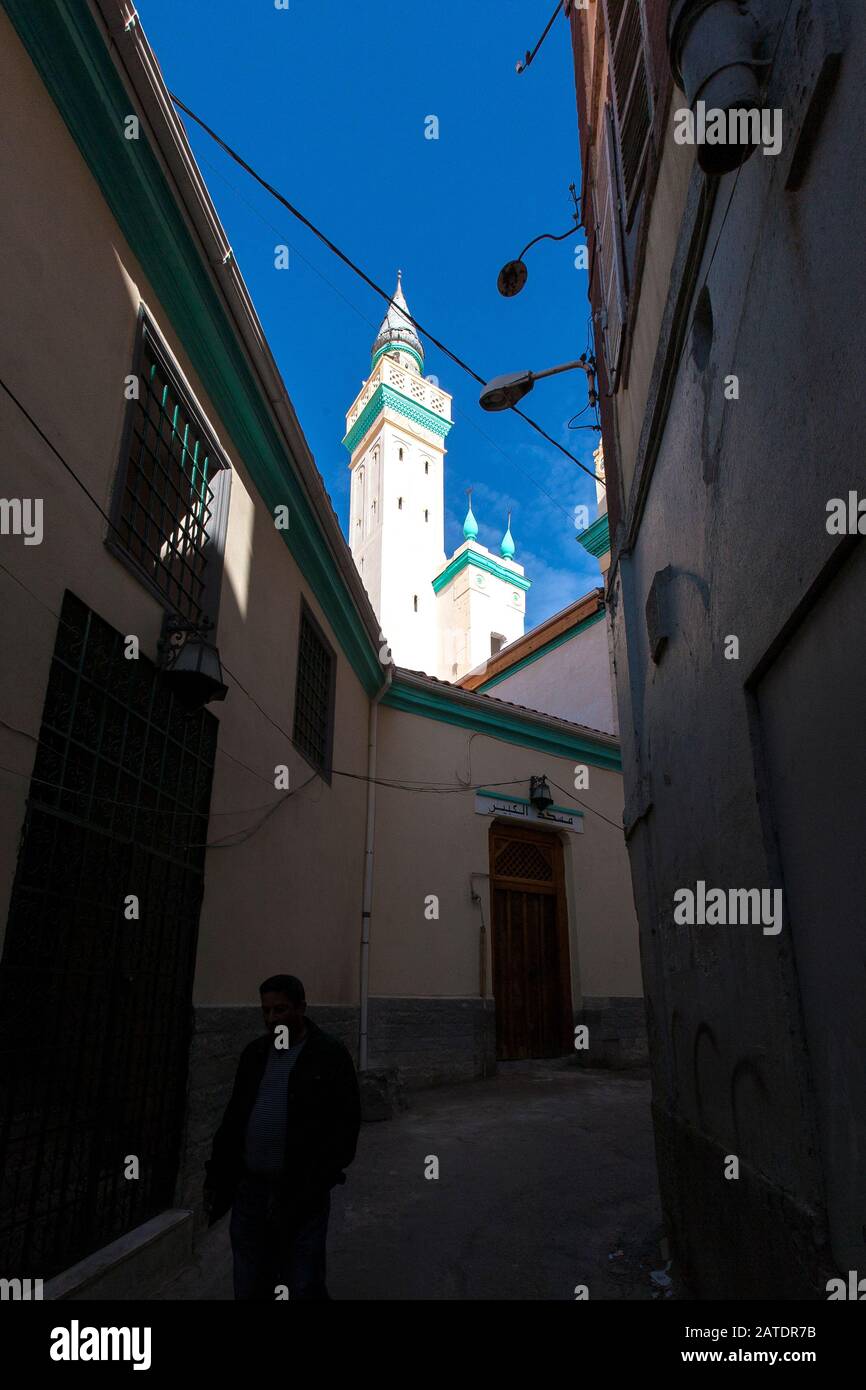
top-left (343, 273), bottom-right (452, 673)
top-left (434, 496), bottom-right (529, 680)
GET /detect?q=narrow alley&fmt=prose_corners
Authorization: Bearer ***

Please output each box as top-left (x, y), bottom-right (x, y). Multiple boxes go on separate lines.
top-left (156, 1063), bottom-right (663, 1301)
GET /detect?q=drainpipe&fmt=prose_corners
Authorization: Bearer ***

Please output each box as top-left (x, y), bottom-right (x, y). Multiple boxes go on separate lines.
top-left (469, 872), bottom-right (492, 1078)
top-left (470, 872), bottom-right (490, 1000)
top-left (358, 661), bottom-right (393, 1072)
top-left (668, 0), bottom-right (763, 175)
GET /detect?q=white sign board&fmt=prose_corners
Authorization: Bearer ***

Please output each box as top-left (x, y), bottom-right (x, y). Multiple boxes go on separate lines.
top-left (474, 793), bottom-right (584, 833)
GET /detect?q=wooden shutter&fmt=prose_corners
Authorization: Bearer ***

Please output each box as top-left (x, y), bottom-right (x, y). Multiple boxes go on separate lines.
top-left (602, 0), bottom-right (651, 217)
top-left (593, 102), bottom-right (627, 388)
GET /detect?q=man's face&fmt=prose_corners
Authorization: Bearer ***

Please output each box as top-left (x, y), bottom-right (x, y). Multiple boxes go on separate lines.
top-left (261, 991), bottom-right (306, 1041)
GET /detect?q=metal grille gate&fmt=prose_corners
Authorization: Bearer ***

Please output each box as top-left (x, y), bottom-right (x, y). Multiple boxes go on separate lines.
top-left (0, 591), bottom-right (217, 1278)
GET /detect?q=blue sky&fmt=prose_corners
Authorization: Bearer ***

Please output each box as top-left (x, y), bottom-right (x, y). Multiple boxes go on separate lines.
top-left (139, 0), bottom-right (602, 626)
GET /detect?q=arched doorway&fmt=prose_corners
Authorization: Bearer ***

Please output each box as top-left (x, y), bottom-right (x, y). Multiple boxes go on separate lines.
top-left (489, 822), bottom-right (573, 1059)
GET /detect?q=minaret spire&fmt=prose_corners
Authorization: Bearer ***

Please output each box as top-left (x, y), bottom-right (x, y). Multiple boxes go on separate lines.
top-left (463, 487), bottom-right (479, 541)
top-left (500, 510), bottom-right (516, 559)
top-left (371, 271), bottom-right (424, 366)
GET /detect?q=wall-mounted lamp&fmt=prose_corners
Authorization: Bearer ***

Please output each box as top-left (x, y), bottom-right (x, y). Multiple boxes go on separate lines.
top-left (529, 775), bottom-right (554, 813)
top-left (515, 0), bottom-right (566, 75)
top-left (158, 612), bottom-right (228, 711)
top-left (497, 183), bottom-right (582, 297)
top-left (479, 355), bottom-right (598, 413)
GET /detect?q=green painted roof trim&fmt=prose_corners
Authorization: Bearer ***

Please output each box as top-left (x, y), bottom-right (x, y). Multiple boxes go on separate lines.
top-left (342, 383), bottom-right (452, 454)
top-left (4, 0), bottom-right (384, 696)
top-left (371, 343), bottom-right (424, 374)
top-left (432, 548), bottom-right (531, 594)
top-left (382, 678), bottom-right (622, 772)
top-left (477, 608), bottom-right (605, 692)
top-left (577, 512), bottom-right (611, 559)
top-left (476, 789), bottom-right (584, 817)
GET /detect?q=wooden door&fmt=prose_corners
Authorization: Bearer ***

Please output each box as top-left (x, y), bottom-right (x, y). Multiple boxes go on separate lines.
top-left (490, 823), bottom-right (573, 1060)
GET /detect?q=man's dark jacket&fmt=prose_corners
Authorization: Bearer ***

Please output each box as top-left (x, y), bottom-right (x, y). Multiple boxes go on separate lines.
top-left (204, 1019), bottom-right (361, 1227)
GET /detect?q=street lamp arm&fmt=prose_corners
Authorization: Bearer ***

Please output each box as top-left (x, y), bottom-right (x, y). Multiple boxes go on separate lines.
top-left (479, 356), bottom-right (598, 413)
top-left (517, 222), bottom-right (582, 262)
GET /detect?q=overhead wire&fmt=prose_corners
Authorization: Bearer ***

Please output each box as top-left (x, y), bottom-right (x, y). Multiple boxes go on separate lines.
top-left (169, 92), bottom-right (605, 488)
top-left (0, 324), bottom-right (621, 845)
top-left (193, 149), bottom-right (585, 526)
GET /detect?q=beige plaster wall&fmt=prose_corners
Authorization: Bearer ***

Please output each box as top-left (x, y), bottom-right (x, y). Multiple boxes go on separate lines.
top-left (0, 16), bottom-right (370, 1006)
top-left (371, 702), bottom-right (642, 1005)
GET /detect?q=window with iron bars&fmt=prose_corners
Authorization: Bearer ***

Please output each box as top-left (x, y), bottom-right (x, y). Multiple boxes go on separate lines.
top-left (292, 601), bottom-right (336, 778)
top-left (110, 310), bottom-right (231, 625)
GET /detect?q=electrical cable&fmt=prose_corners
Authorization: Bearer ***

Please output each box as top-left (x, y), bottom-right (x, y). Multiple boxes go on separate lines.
top-left (547, 776), bottom-right (625, 832)
top-left (194, 149), bottom-right (588, 525)
top-left (0, 380), bottom-right (619, 842)
top-left (168, 92), bottom-right (605, 487)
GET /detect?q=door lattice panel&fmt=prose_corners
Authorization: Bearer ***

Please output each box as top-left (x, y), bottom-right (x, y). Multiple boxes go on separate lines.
top-left (493, 839), bottom-right (553, 882)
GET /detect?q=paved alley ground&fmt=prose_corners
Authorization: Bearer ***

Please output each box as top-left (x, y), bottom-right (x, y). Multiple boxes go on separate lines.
top-left (155, 1062), bottom-right (664, 1301)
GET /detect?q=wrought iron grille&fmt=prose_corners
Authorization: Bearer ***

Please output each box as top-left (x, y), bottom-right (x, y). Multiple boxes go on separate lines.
top-left (116, 328), bottom-right (224, 623)
top-left (0, 591), bottom-right (217, 1279)
top-left (494, 839), bottom-right (554, 884)
top-left (292, 608), bottom-right (334, 773)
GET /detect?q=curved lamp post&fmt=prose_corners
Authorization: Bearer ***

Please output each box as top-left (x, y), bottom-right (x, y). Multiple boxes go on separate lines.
top-left (479, 356), bottom-right (598, 413)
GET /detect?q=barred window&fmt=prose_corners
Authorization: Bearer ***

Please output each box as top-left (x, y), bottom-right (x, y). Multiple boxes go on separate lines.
top-left (292, 603), bottom-right (336, 777)
top-left (110, 312), bottom-right (230, 623)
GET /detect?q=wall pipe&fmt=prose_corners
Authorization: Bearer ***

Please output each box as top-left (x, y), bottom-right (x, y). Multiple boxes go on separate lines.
top-left (470, 871), bottom-right (491, 1079)
top-left (358, 661), bottom-right (393, 1072)
top-left (668, 0), bottom-right (763, 175)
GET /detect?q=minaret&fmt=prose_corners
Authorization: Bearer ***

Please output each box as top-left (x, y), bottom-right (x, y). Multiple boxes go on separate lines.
top-left (433, 497), bottom-right (529, 681)
top-left (343, 273), bottom-right (452, 673)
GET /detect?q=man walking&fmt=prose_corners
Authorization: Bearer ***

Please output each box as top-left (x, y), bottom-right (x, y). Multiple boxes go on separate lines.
top-left (204, 974), bottom-right (361, 1300)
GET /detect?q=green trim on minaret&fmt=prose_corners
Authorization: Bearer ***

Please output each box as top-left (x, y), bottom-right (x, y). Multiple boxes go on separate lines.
top-left (342, 384), bottom-right (452, 453)
top-left (577, 512), bottom-right (611, 559)
top-left (371, 342), bottom-right (424, 374)
top-left (463, 489), bottom-right (479, 541)
top-left (433, 548), bottom-right (531, 594)
top-left (500, 511), bottom-right (515, 558)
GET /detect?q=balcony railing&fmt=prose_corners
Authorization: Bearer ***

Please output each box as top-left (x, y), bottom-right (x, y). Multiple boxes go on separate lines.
top-left (346, 354), bottom-right (452, 431)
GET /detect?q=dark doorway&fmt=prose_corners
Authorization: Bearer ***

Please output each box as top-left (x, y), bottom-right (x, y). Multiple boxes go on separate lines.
top-left (0, 591), bottom-right (217, 1278)
top-left (489, 823), bottom-right (572, 1060)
